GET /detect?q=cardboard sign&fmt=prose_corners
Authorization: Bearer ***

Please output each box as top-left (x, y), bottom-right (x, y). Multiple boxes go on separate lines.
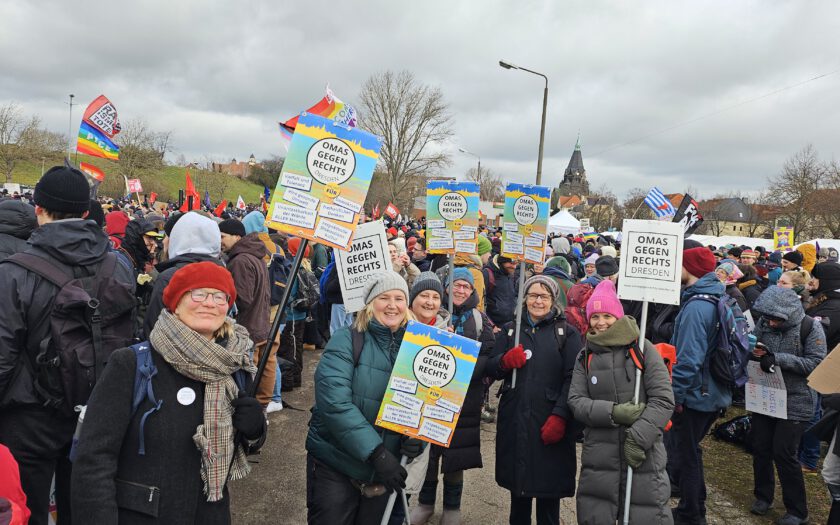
top-left (334, 221), bottom-right (393, 313)
top-left (579, 218), bottom-right (591, 231)
top-left (375, 321), bottom-right (481, 447)
top-left (501, 183), bottom-right (550, 264)
top-left (745, 361), bottom-right (788, 419)
top-left (3, 183), bottom-right (21, 194)
top-left (774, 227), bottom-right (794, 252)
top-left (617, 219), bottom-right (684, 305)
top-left (808, 343), bottom-right (840, 394)
top-left (425, 181), bottom-right (479, 255)
top-left (266, 112), bottom-right (383, 250)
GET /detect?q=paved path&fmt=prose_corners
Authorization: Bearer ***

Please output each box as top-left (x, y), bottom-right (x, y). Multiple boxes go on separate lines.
top-left (229, 348), bottom-right (760, 524)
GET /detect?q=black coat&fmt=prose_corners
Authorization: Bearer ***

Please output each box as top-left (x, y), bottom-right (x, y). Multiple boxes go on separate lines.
top-left (0, 199), bottom-right (36, 262)
top-left (725, 284), bottom-right (748, 312)
top-left (486, 310), bottom-right (582, 498)
top-left (807, 291), bottom-right (840, 353)
top-left (739, 280), bottom-right (763, 311)
top-left (483, 256), bottom-right (516, 327)
top-left (71, 346), bottom-right (264, 525)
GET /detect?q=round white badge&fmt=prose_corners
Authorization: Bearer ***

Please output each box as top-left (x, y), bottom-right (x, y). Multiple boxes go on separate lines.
top-left (524, 349), bottom-right (533, 360)
top-left (591, 376), bottom-right (598, 385)
top-left (177, 387), bottom-right (196, 406)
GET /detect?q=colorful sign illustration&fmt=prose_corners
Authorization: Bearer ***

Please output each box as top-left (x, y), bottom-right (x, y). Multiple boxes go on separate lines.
top-left (334, 220), bottom-right (393, 313)
top-left (773, 227), bottom-right (794, 252)
top-left (375, 321), bottom-right (481, 447)
top-left (501, 183), bottom-right (551, 264)
top-left (266, 112), bottom-right (383, 250)
top-left (425, 181), bottom-right (480, 255)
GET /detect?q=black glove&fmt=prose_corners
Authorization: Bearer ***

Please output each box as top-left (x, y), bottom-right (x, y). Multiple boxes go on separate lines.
top-left (400, 437), bottom-right (424, 459)
top-left (759, 353), bottom-right (776, 374)
top-left (231, 391), bottom-right (266, 440)
top-left (368, 444), bottom-right (406, 492)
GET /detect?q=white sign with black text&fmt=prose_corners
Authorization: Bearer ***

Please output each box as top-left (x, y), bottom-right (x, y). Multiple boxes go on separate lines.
top-left (335, 221), bottom-right (393, 313)
top-left (617, 219), bottom-right (684, 305)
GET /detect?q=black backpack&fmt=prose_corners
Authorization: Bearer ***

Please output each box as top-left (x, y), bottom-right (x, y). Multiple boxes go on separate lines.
top-left (6, 252), bottom-right (136, 414)
top-left (713, 414), bottom-right (753, 452)
top-left (291, 267), bottom-right (320, 313)
top-left (268, 245), bottom-right (293, 306)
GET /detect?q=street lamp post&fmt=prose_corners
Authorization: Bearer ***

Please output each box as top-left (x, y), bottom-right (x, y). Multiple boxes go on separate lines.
top-left (499, 60), bottom-right (548, 186)
top-left (458, 147), bottom-right (480, 184)
top-left (66, 94), bottom-right (75, 158)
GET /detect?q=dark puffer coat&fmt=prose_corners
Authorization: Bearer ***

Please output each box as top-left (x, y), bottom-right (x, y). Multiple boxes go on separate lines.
top-left (483, 255), bottom-right (516, 327)
top-left (807, 290), bottom-right (840, 353)
top-left (0, 199), bottom-right (36, 262)
top-left (486, 309), bottom-right (582, 498)
top-left (568, 316), bottom-right (674, 524)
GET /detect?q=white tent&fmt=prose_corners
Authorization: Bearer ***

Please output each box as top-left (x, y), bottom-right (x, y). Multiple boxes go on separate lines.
top-left (687, 234), bottom-right (774, 250)
top-left (547, 210), bottom-right (581, 236)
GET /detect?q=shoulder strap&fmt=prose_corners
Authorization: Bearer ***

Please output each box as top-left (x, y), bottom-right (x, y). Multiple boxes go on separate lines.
top-left (5, 253), bottom-right (73, 287)
top-left (800, 315), bottom-right (814, 347)
top-left (131, 341), bottom-right (162, 456)
top-left (351, 329), bottom-right (366, 367)
top-left (628, 343), bottom-right (645, 372)
top-left (472, 309), bottom-right (483, 334)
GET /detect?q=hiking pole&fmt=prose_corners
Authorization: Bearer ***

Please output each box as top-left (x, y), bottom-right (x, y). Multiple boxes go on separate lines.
top-left (511, 260), bottom-right (526, 389)
top-left (249, 238), bottom-right (309, 397)
top-left (447, 254), bottom-right (455, 327)
top-left (622, 300), bottom-right (649, 525)
top-left (380, 455), bottom-right (409, 525)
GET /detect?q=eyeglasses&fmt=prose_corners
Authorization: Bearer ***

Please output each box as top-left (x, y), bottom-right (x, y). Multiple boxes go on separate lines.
top-left (452, 283), bottom-right (473, 291)
top-left (526, 293), bottom-right (552, 302)
top-left (190, 290), bottom-right (229, 306)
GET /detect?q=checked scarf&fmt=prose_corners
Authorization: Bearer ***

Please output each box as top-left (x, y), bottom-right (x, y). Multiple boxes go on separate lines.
top-left (150, 310), bottom-right (257, 501)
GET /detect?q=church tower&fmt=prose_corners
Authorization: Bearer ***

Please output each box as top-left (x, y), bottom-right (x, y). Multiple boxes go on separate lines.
top-left (551, 134), bottom-right (590, 210)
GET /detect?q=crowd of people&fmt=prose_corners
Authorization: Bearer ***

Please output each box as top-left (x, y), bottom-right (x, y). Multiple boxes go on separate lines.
top-left (0, 165), bottom-right (839, 525)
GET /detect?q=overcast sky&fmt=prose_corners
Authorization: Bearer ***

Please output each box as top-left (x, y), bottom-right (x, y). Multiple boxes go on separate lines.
top-left (2, 1), bottom-right (838, 199)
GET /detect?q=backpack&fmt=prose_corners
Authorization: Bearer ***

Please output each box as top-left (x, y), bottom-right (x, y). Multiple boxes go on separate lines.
top-left (5, 252), bottom-right (136, 414)
top-left (319, 258), bottom-right (335, 305)
top-left (565, 282), bottom-right (596, 337)
top-left (685, 293), bottom-right (751, 390)
top-left (291, 267), bottom-right (320, 312)
top-left (713, 414), bottom-right (753, 451)
top-left (269, 246), bottom-right (293, 306)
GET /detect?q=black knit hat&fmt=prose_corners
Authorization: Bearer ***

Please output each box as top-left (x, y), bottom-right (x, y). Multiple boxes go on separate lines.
top-left (218, 218), bottom-right (246, 237)
top-left (410, 271), bottom-right (444, 305)
top-left (783, 250), bottom-right (803, 266)
top-left (596, 255), bottom-right (619, 277)
top-left (34, 166), bottom-right (90, 214)
top-left (727, 246), bottom-right (743, 259)
top-left (812, 262), bottom-right (840, 293)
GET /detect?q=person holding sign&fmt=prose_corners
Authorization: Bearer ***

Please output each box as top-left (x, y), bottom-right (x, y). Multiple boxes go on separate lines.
top-left (409, 268), bottom-right (494, 525)
top-left (486, 275), bottom-right (582, 525)
top-left (748, 287), bottom-right (826, 524)
top-left (568, 280), bottom-right (675, 524)
top-left (305, 272), bottom-right (424, 525)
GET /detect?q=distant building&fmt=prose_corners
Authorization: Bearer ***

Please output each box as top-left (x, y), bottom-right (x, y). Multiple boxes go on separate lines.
top-left (211, 154), bottom-right (258, 179)
top-left (551, 135), bottom-right (590, 211)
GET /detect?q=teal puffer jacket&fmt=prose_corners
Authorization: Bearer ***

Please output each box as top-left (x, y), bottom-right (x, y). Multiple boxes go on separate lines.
top-left (306, 320), bottom-right (405, 482)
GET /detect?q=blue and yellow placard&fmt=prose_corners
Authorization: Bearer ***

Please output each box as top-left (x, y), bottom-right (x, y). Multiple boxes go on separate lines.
top-left (265, 112), bottom-right (383, 251)
top-left (375, 321), bottom-right (481, 447)
top-left (501, 183), bottom-right (551, 264)
top-left (425, 180), bottom-right (480, 255)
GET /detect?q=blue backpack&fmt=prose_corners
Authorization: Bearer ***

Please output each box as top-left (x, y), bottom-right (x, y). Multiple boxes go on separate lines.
top-left (686, 294), bottom-right (751, 390)
top-left (269, 245), bottom-right (293, 306)
top-left (319, 257), bottom-right (335, 305)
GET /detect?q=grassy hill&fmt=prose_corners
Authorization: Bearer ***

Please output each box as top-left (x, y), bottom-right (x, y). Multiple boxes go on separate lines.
top-left (5, 154), bottom-right (266, 205)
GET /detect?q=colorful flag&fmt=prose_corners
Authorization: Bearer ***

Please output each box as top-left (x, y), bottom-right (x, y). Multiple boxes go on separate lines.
top-left (213, 200), bottom-right (228, 217)
top-left (372, 202), bottom-right (380, 220)
top-left (236, 195), bottom-right (246, 210)
top-left (81, 95), bottom-right (121, 138)
top-left (127, 179), bottom-right (143, 193)
top-left (263, 185), bottom-right (271, 202)
top-left (278, 86), bottom-right (358, 143)
top-left (78, 162), bottom-right (105, 182)
top-left (384, 202), bottom-right (400, 220)
top-left (204, 190), bottom-right (212, 209)
top-left (77, 121), bottom-right (120, 160)
top-left (179, 171), bottom-right (201, 212)
top-left (643, 187), bottom-right (676, 219)
top-left (149, 192), bottom-right (158, 205)
top-left (672, 194), bottom-right (704, 235)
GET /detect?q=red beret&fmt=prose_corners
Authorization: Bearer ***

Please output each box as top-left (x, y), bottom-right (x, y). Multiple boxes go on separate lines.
top-left (683, 247), bottom-right (716, 278)
top-left (163, 261), bottom-right (237, 312)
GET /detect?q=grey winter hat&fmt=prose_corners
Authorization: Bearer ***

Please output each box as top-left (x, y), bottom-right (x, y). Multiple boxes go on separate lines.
top-left (363, 271), bottom-right (410, 305)
top-left (596, 255), bottom-right (619, 277)
top-left (524, 274), bottom-right (559, 303)
top-left (410, 271), bottom-right (444, 305)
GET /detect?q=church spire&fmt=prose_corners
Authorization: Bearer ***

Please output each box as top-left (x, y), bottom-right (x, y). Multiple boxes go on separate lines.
top-left (575, 131), bottom-right (581, 151)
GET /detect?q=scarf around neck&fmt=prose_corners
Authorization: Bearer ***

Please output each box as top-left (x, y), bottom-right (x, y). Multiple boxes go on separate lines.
top-left (150, 309), bottom-right (257, 501)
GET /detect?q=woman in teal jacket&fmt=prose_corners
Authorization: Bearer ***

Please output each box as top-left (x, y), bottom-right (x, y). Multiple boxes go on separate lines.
top-left (305, 272), bottom-right (423, 525)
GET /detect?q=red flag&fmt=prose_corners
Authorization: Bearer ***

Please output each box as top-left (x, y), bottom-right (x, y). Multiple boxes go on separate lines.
top-left (372, 202), bottom-right (380, 219)
top-left (213, 200), bottom-right (228, 217)
top-left (79, 162), bottom-right (105, 182)
top-left (384, 202), bottom-right (399, 220)
top-left (180, 171), bottom-right (201, 212)
top-left (149, 192), bottom-right (158, 205)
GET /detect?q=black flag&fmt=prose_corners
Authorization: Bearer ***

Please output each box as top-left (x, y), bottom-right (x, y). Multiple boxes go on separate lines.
top-left (672, 194), bottom-right (704, 235)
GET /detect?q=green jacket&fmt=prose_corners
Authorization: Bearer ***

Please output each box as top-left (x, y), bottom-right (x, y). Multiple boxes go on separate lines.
top-left (305, 320), bottom-right (405, 482)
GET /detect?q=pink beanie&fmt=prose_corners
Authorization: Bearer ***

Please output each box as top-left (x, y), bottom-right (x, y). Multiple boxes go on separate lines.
top-left (586, 280), bottom-right (625, 321)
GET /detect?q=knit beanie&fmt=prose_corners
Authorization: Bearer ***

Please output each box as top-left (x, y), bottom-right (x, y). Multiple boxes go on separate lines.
top-left (363, 271), bottom-right (409, 305)
top-left (218, 218), bottom-right (246, 237)
top-left (287, 237), bottom-right (311, 258)
top-left (683, 247), bottom-right (716, 278)
top-left (727, 246), bottom-right (743, 259)
top-left (163, 261), bottom-right (236, 312)
top-left (34, 166), bottom-right (90, 214)
top-left (596, 255), bottom-right (619, 277)
top-left (768, 251), bottom-right (783, 265)
top-left (477, 235), bottom-right (492, 256)
top-left (812, 262), bottom-right (840, 293)
top-left (586, 280), bottom-right (625, 322)
top-left (740, 249), bottom-right (757, 260)
top-left (797, 244), bottom-right (816, 272)
top-left (584, 253), bottom-right (599, 266)
top-left (545, 255), bottom-right (572, 274)
top-left (783, 250), bottom-right (803, 266)
top-left (524, 275), bottom-right (559, 303)
top-left (449, 267), bottom-right (475, 287)
top-left (599, 245), bottom-right (617, 258)
top-left (683, 238), bottom-right (704, 250)
top-left (410, 271), bottom-right (444, 305)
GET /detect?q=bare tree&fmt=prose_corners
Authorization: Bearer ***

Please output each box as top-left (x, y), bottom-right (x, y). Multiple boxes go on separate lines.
top-left (810, 160), bottom-right (840, 238)
top-left (116, 119), bottom-right (171, 180)
top-left (359, 70), bottom-right (453, 211)
top-left (250, 155), bottom-right (285, 190)
top-left (585, 185), bottom-right (619, 231)
top-left (766, 145), bottom-right (824, 242)
top-left (617, 187), bottom-right (655, 224)
top-left (465, 165), bottom-right (503, 201)
top-left (0, 103), bottom-right (64, 182)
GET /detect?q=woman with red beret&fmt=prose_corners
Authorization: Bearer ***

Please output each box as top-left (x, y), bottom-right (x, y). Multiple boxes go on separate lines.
top-left (71, 261), bottom-right (266, 524)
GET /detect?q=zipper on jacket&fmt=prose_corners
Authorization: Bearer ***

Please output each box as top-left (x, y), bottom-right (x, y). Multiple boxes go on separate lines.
top-left (116, 478), bottom-right (160, 501)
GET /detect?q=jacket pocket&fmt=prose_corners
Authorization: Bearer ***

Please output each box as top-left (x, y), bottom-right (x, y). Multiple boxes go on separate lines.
top-left (116, 479), bottom-right (160, 517)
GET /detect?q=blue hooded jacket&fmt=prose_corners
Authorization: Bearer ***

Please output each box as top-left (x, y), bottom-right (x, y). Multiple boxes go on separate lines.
top-left (242, 210), bottom-right (268, 235)
top-left (670, 272), bottom-right (732, 411)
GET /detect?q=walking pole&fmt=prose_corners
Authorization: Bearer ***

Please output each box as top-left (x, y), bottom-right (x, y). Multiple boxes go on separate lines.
top-left (379, 455), bottom-right (409, 525)
top-left (622, 300), bottom-right (649, 524)
top-left (447, 253), bottom-right (455, 327)
top-left (511, 260), bottom-right (526, 389)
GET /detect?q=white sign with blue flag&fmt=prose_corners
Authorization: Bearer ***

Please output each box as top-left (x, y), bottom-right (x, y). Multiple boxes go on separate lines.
top-left (643, 187), bottom-right (676, 219)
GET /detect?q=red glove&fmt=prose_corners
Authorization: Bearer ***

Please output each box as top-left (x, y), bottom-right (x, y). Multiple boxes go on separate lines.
top-left (540, 415), bottom-right (566, 445)
top-left (500, 344), bottom-right (527, 370)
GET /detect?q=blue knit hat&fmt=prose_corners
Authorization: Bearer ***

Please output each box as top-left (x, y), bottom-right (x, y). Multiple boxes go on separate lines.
top-left (448, 267), bottom-right (475, 288)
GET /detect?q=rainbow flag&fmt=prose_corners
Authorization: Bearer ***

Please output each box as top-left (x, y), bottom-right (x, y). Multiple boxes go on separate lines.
top-left (278, 86), bottom-right (357, 142)
top-left (77, 121), bottom-right (119, 160)
top-left (582, 231), bottom-right (599, 241)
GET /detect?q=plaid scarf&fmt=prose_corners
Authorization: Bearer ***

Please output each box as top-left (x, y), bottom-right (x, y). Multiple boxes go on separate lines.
top-left (150, 310), bottom-right (257, 501)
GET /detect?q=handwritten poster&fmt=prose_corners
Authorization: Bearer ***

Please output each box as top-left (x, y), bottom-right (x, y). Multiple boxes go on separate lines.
top-left (375, 321), bottom-right (481, 447)
top-left (425, 181), bottom-right (480, 255)
top-left (745, 361), bottom-right (788, 419)
top-left (265, 112), bottom-right (383, 250)
top-left (501, 183), bottom-right (550, 264)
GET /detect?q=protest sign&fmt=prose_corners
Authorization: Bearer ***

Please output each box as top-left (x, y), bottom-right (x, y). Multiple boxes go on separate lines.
top-left (773, 227), bottom-right (794, 252)
top-left (808, 343), bottom-right (840, 394)
top-left (617, 219), bottom-right (684, 305)
top-left (266, 112), bottom-right (382, 250)
top-left (127, 179), bottom-right (143, 193)
top-left (3, 183), bottom-right (21, 194)
top-left (334, 220), bottom-right (392, 312)
top-left (425, 181), bottom-right (480, 255)
top-left (501, 183), bottom-right (550, 263)
top-left (745, 361), bottom-right (788, 419)
top-left (579, 218), bottom-right (591, 231)
top-left (375, 320), bottom-right (481, 447)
